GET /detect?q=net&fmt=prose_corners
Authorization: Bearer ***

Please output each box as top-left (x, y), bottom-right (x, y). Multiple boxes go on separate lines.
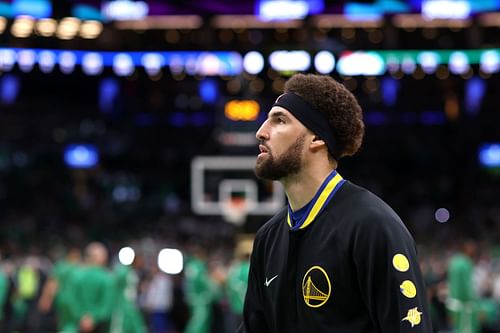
top-left (221, 197), bottom-right (248, 226)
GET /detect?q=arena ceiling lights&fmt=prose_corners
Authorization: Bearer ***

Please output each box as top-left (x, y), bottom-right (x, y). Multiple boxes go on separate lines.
top-left (1, 47), bottom-right (500, 77)
top-left (0, 48), bottom-right (243, 76)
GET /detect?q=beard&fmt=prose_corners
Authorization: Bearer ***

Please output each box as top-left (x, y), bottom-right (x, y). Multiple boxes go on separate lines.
top-left (255, 135), bottom-right (305, 181)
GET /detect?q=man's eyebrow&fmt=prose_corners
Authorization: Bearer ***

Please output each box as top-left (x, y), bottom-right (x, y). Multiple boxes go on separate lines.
top-left (268, 110), bottom-right (288, 118)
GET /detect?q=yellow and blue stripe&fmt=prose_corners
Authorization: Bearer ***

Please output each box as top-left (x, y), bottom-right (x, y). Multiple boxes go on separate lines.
top-left (287, 170), bottom-right (345, 230)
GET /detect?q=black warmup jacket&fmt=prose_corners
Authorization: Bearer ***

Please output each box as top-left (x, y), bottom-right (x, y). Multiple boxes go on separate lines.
top-left (240, 181), bottom-right (432, 333)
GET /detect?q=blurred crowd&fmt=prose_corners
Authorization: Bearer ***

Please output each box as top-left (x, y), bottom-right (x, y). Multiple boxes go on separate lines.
top-left (0, 235), bottom-right (252, 333)
top-left (0, 235), bottom-right (499, 333)
top-left (420, 239), bottom-right (500, 333)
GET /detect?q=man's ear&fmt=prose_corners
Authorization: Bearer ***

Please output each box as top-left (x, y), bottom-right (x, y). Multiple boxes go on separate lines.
top-left (310, 136), bottom-right (327, 151)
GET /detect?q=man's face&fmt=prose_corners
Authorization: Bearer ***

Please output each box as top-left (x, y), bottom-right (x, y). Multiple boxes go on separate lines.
top-left (254, 106), bottom-right (309, 180)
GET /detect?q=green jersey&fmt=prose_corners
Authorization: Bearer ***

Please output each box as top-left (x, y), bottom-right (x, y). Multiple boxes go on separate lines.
top-left (226, 261), bottom-right (250, 315)
top-left (448, 254), bottom-right (475, 302)
top-left (183, 257), bottom-right (219, 333)
top-left (109, 264), bottom-right (146, 333)
top-left (65, 265), bottom-right (114, 331)
top-left (0, 270), bottom-right (8, 320)
top-left (51, 260), bottom-right (81, 330)
top-left (447, 254), bottom-right (478, 333)
top-left (184, 257), bottom-right (219, 306)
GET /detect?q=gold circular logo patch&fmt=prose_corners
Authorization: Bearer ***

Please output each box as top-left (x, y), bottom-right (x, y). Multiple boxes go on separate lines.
top-left (400, 280), bottom-right (417, 298)
top-left (302, 266), bottom-right (331, 308)
top-left (392, 254), bottom-right (410, 272)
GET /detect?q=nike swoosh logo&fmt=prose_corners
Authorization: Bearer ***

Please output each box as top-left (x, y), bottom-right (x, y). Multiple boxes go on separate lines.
top-left (264, 275), bottom-right (278, 287)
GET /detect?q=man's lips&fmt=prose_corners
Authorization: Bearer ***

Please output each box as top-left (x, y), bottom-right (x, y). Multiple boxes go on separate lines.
top-left (259, 144), bottom-right (269, 154)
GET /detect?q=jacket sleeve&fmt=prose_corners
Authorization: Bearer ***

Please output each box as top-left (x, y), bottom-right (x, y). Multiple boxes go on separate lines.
top-left (240, 235), bottom-right (270, 333)
top-left (351, 208), bottom-right (433, 332)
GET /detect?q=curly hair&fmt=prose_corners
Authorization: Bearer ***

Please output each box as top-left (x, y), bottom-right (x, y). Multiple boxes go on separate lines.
top-left (284, 73), bottom-right (364, 159)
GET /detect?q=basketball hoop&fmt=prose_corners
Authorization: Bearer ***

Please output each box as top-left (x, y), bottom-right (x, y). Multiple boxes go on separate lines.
top-left (221, 197), bottom-right (248, 226)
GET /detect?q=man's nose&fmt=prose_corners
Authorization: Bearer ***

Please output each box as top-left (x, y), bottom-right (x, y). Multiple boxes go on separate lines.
top-left (255, 121), bottom-right (269, 141)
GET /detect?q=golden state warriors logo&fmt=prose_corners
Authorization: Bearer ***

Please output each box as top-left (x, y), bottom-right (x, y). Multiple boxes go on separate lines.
top-left (302, 266), bottom-right (331, 308)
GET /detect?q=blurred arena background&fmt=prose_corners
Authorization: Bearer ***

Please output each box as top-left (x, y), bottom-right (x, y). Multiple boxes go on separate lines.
top-left (0, 0), bottom-right (500, 332)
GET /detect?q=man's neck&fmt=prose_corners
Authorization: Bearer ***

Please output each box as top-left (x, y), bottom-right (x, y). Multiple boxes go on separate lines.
top-left (282, 163), bottom-right (336, 211)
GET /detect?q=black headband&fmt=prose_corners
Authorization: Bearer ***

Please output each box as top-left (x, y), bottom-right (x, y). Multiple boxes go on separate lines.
top-left (273, 92), bottom-right (338, 159)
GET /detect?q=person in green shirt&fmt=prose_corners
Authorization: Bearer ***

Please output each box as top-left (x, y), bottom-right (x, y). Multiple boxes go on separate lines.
top-left (0, 260), bottom-right (15, 333)
top-left (109, 263), bottom-right (146, 333)
top-left (447, 239), bottom-right (479, 333)
top-left (183, 246), bottom-right (220, 333)
top-left (225, 237), bottom-right (252, 332)
top-left (65, 242), bottom-right (114, 333)
top-left (38, 247), bottom-right (82, 332)
top-left (0, 262), bottom-right (9, 331)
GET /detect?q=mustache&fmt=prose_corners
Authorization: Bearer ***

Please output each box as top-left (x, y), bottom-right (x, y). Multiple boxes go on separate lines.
top-left (258, 141), bottom-right (270, 148)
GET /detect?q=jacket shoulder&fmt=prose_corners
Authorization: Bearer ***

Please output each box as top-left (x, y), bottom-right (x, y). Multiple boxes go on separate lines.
top-left (255, 206), bottom-right (287, 239)
top-left (336, 181), bottom-right (414, 240)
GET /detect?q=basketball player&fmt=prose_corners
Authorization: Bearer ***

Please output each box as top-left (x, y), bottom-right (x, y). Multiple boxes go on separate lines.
top-left (239, 74), bottom-right (432, 332)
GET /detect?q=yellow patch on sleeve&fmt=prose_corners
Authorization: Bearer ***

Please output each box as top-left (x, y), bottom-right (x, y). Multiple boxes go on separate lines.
top-left (392, 253), bottom-right (410, 272)
top-left (400, 280), bottom-right (417, 298)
